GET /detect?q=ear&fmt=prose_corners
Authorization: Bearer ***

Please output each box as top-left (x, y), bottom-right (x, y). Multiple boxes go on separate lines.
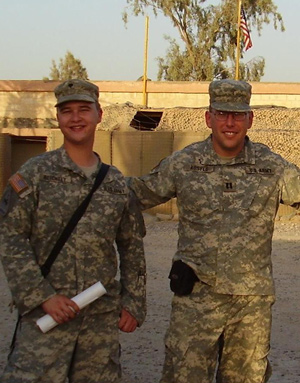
top-left (97, 107), bottom-right (103, 123)
top-left (205, 110), bottom-right (212, 129)
top-left (247, 111), bottom-right (254, 130)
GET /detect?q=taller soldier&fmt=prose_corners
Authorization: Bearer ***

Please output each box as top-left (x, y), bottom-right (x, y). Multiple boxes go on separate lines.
top-left (0, 79), bottom-right (146, 383)
top-left (128, 79), bottom-right (300, 383)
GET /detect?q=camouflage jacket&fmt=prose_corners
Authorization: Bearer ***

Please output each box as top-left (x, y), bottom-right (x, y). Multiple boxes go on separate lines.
top-left (129, 136), bottom-right (300, 295)
top-left (0, 147), bottom-right (146, 325)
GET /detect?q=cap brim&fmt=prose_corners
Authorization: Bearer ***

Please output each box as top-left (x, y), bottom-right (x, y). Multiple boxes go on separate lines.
top-left (211, 102), bottom-right (251, 113)
top-left (55, 94), bottom-right (96, 107)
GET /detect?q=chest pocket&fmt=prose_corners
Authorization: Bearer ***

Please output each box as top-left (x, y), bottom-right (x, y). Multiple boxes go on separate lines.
top-left (35, 178), bottom-right (82, 236)
top-left (38, 177), bottom-right (80, 211)
top-left (177, 168), bottom-right (222, 218)
top-left (178, 165), bottom-right (280, 219)
top-left (86, 180), bottom-right (127, 237)
top-left (230, 171), bottom-right (280, 216)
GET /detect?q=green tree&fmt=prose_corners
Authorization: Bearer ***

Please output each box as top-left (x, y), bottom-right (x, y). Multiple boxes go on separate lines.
top-left (43, 51), bottom-right (89, 81)
top-left (123, 0), bottom-right (284, 81)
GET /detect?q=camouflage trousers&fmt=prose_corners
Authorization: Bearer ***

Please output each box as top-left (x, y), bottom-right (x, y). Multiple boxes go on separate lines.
top-left (160, 281), bottom-right (275, 383)
top-left (1, 307), bottom-right (121, 383)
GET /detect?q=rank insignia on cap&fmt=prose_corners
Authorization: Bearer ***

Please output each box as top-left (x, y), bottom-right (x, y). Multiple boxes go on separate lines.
top-left (9, 173), bottom-right (29, 194)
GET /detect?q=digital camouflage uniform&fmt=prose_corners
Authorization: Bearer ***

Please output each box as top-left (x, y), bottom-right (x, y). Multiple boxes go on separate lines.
top-left (129, 135), bottom-right (300, 383)
top-left (0, 146), bottom-right (146, 383)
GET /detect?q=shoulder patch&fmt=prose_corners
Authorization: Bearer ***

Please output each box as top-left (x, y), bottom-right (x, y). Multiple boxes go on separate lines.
top-left (9, 173), bottom-right (29, 194)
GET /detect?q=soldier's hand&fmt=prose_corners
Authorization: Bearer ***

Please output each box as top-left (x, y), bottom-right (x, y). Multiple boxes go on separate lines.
top-left (41, 294), bottom-right (80, 324)
top-left (118, 308), bottom-right (138, 333)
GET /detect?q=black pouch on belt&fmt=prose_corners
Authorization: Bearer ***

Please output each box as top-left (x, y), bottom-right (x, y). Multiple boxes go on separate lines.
top-left (168, 260), bottom-right (199, 296)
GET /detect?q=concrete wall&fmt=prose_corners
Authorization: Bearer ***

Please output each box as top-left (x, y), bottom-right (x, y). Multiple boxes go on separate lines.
top-left (0, 81), bottom-right (300, 129)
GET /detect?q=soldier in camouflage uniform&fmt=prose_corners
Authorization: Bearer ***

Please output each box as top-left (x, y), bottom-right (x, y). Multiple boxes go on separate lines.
top-left (128, 79), bottom-right (300, 383)
top-left (0, 79), bottom-right (146, 383)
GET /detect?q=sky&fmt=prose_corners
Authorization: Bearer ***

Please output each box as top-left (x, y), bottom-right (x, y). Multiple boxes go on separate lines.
top-left (0, 0), bottom-right (299, 83)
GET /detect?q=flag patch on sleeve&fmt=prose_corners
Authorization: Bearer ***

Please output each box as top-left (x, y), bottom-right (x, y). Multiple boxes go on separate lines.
top-left (9, 173), bottom-right (29, 194)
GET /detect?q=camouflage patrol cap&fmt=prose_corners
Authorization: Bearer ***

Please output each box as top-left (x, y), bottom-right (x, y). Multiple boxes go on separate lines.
top-left (209, 79), bottom-right (252, 112)
top-left (54, 79), bottom-right (99, 107)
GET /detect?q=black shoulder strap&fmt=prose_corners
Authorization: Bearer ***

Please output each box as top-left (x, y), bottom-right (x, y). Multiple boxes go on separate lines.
top-left (40, 163), bottom-right (110, 277)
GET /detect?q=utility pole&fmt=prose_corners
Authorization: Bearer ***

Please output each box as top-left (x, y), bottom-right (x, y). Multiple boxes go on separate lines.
top-left (143, 16), bottom-right (149, 107)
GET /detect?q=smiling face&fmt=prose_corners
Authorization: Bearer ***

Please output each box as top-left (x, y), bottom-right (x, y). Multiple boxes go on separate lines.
top-left (205, 108), bottom-right (253, 157)
top-left (56, 101), bottom-right (102, 149)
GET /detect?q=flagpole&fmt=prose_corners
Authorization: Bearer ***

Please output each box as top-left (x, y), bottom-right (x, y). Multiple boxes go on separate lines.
top-left (143, 16), bottom-right (149, 107)
top-left (235, 0), bottom-right (242, 80)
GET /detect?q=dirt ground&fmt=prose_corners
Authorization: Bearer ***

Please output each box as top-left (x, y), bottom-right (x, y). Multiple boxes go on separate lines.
top-left (0, 216), bottom-right (299, 382)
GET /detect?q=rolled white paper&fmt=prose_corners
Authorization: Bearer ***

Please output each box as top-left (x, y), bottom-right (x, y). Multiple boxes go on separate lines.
top-left (36, 281), bottom-right (107, 333)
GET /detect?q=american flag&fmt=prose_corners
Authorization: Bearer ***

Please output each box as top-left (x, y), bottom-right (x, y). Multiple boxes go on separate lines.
top-left (9, 173), bottom-right (28, 194)
top-left (240, 7), bottom-right (252, 51)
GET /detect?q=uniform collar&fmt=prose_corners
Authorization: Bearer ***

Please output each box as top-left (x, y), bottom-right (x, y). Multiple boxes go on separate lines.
top-left (57, 146), bottom-right (101, 178)
top-left (198, 135), bottom-right (256, 165)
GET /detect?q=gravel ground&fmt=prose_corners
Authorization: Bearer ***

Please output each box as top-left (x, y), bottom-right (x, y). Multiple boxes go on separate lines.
top-left (1, 218), bottom-right (299, 382)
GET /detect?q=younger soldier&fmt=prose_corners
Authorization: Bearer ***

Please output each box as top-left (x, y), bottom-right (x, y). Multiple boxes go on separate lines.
top-left (0, 79), bottom-right (146, 383)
